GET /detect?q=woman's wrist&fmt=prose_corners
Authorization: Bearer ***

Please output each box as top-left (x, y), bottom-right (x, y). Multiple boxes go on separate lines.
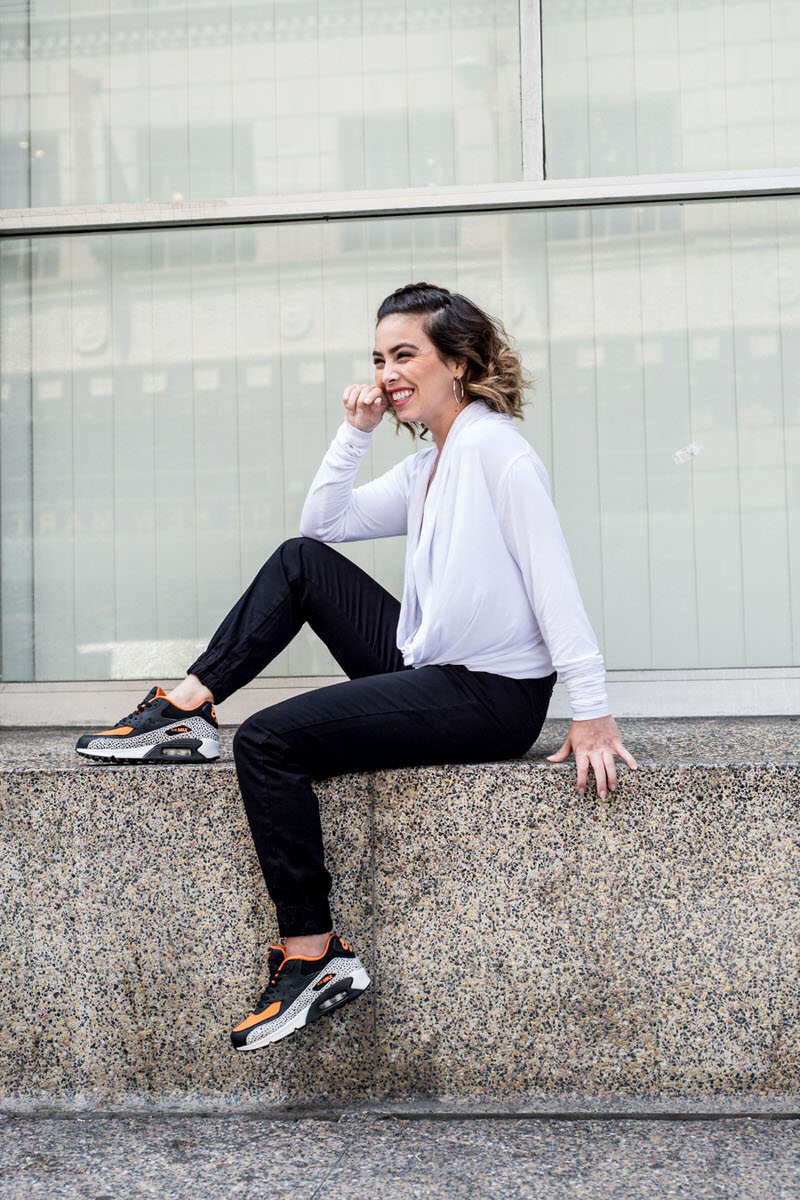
top-left (339, 418), bottom-right (375, 446)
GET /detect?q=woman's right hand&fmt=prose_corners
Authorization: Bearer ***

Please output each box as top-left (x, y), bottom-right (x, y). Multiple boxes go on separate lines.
top-left (343, 384), bottom-right (390, 433)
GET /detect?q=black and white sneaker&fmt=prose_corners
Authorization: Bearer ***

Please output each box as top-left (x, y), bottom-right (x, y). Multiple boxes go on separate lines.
top-left (231, 934), bottom-right (371, 1051)
top-left (74, 686), bottom-right (220, 763)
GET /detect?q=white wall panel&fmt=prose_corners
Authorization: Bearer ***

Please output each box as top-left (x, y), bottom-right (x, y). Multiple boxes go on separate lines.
top-left (776, 201), bottom-right (800, 665)
top-left (684, 204), bottom-right (746, 667)
top-left (594, 209), bottom-right (652, 669)
top-left (31, 239), bottom-right (76, 678)
top-left (730, 202), bottom-right (793, 665)
top-left (544, 208), bottom-right (606, 637)
top-left (0, 242), bottom-right (34, 680)
top-left (149, 228), bottom-right (201, 672)
top-left (72, 235), bottom-right (116, 681)
top-left (109, 233), bottom-right (157, 661)
top-left (639, 230), bottom-right (699, 667)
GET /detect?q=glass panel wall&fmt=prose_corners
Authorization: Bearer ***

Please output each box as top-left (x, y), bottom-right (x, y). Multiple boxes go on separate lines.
top-left (0, 0), bottom-right (523, 209)
top-left (2, 198), bottom-right (798, 682)
top-left (541, 0), bottom-right (800, 178)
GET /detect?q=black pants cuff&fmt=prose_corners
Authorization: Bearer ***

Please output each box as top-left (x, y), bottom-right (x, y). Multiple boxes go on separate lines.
top-left (185, 656), bottom-right (232, 705)
top-left (275, 901), bottom-right (334, 940)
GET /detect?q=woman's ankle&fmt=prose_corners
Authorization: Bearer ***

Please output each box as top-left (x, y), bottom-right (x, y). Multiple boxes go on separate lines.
top-left (166, 674), bottom-right (215, 709)
top-left (283, 931), bottom-right (333, 960)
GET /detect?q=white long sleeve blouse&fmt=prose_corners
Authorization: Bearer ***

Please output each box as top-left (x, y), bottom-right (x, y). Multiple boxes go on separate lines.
top-left (298, 398), bottom-right (611, 720)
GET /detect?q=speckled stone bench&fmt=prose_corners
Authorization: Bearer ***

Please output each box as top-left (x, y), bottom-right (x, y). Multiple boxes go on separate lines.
top-left (1, 718), bottom-right (798, 1114)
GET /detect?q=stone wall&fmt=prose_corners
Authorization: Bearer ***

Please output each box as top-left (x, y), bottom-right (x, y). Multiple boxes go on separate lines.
top-left (1, 719), bottom-right (798, 1112)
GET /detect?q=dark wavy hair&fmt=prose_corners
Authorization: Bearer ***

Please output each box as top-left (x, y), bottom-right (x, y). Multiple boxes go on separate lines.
top-left (375, 282), bottom-right (535, 442)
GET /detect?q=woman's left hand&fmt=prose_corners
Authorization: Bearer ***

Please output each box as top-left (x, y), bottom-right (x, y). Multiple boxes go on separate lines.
top-left (546, 714), bottom-right (638, 797)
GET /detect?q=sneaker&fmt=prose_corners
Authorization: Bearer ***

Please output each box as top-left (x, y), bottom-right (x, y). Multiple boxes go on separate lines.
top-left (75, 686), bottom-right (220, 763)
top-left (231, 934), bottom-right (371, 1051)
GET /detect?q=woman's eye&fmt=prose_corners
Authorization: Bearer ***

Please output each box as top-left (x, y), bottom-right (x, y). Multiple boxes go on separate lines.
top-left (374, 354), bottom-right (410, 366)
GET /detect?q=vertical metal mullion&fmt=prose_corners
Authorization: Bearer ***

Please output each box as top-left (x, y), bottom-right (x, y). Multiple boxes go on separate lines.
top-left (519, 0), bottom-right (544, 181)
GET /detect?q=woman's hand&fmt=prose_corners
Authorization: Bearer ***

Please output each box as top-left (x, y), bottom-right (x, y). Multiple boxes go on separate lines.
top-left (343, 384), bottom-right (390, 433)
top-left (546, 714), bottom-right (638, 798)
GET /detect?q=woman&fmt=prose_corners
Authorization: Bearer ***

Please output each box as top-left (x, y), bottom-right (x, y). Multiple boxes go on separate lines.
top-left (75, 282), bottom-right (637, 1052)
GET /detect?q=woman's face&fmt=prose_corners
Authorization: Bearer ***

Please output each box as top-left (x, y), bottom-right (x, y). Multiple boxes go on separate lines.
top-left (372, 313), bottom-right (462, 426)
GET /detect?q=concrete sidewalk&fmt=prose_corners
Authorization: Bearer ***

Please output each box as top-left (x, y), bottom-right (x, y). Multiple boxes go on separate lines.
top-left (1, 1112), bottom-right (797, 1200)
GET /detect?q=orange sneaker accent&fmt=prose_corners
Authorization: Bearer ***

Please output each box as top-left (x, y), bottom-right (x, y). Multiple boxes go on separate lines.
top-left (233, 1001), bottom-right (281, 1031)
top-left (313, 973), bottom-right (334, 990)
top-left (167, 726), bottom-right (190, 735)
top-left (97, 725), bottom-right (134, 736)
top-left (153, 687), bottom-right (167, 699)
top-left (211, 706), bottom-right (217, 721)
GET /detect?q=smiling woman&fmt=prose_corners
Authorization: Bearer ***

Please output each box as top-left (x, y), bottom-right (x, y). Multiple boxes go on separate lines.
top-left (327, 283), bottom-right (634, 778)
top-left (370, 283), bottom-right (534, 446)
top-left (72, 279), bottom-right (636, 1055)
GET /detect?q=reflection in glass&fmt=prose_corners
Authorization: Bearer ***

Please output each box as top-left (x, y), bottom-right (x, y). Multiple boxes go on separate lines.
top-left (1, 199), bottom-right (798, 681)
top-left (542, 0), bottom-right (800, 178)
top-left (0, 0), bottom-right (522, 208)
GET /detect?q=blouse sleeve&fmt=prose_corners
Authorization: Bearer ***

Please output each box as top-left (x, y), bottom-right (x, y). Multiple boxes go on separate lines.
top-left (298, 419), bottom-right (408, 543)
top-left (497, 452), bottom-right (611, 720)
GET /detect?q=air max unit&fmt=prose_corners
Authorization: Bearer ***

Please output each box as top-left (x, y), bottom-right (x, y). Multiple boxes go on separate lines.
top-left (231, 934), bottom-right (371, 1051)
top-left (75, 686), bottom-right (220, 763)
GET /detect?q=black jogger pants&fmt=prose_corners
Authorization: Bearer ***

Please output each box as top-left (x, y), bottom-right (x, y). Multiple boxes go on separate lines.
top-left (187, 537), bottom-right (557, 938)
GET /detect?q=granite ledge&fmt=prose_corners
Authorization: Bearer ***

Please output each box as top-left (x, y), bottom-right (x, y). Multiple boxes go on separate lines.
top-left (1, 716), bottom-right (799, 772)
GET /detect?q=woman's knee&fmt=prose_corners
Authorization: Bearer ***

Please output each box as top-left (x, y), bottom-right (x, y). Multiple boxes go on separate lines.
top-left (277, 535), bottom-right (329, 567)
top-left (232, 714), bottom-right (297, 767)
top-left (251, 536), bottom-right (327, 592)
top-left (232, 716), bottom-right (262, 764)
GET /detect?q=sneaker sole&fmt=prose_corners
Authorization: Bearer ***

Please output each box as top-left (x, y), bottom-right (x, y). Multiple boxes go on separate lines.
top-left (76, 737), bottom-right (220, 764)
top-left (235, 968), bottom-right (371, 1051)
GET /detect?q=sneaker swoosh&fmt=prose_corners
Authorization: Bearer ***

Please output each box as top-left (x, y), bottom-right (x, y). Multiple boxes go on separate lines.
top-left (289, 975), bottom-right (318, 999)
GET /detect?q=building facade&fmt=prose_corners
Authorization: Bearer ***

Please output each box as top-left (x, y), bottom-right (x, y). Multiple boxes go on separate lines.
top-left (1, 0), bottom-right (798, 721)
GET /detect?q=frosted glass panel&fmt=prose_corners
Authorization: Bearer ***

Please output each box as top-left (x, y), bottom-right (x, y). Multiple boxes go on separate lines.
top-left (542, 0), bottom-right (800, 177)
top-left (0, 0), bottom-right (522, 208)
top-left (2, 199), bottom-right (799, 681)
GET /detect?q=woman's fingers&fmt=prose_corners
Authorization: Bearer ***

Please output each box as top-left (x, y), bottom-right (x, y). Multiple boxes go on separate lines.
top-left (551, 721), bottom-right (638, 796)
top-left (602, 748), bottom-right (618, 792)
top-left (587, 751), bottom-right (607, 797)
top-left (545, 738), bottom-right (572, 763)
top-left (343, 384), bottom-right (384, 407)
top-left (567, 741), bottom-right (636, 795)
top-left (342, 384), bottom-right (388, 431)
top-left (615, 740), bottom-right (639, 770)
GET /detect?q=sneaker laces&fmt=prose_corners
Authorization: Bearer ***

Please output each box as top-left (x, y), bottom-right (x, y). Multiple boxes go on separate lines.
top-left (254, 949), bottom-right (289, 1011)
top-left (114, 686), bottom-right (161, 727)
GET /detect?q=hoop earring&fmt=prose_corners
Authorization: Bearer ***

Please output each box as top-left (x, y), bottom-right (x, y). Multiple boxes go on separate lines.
top-left (453, 377), bottom-right (464, 405)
